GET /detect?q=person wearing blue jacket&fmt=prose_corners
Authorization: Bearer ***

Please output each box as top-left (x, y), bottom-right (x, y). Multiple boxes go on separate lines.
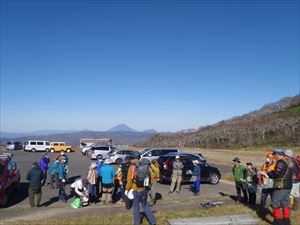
top-left (57, 156), bottom-right (67, 202)
top-left (99, 159), bottom-right (116, 204)
top-left (192, 160), bottom-right (201, 196)
top-left (49, 156), bottom-right (59, 189)
top-left (96, 158), bottom-right (104, 197)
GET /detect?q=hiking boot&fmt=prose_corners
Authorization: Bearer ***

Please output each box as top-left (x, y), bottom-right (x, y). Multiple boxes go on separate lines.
top-left (281, 218), bottom-right (291, 225)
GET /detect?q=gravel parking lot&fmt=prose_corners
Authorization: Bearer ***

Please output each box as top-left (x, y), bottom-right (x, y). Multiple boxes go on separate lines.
top-left (0, 149), bottom-right (235, 222)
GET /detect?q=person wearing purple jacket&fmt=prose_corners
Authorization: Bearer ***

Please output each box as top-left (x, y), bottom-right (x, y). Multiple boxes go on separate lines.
top-left (39, 153), bottom-right (50, 186)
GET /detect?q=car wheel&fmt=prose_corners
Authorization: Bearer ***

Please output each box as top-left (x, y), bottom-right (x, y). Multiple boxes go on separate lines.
top-left (45, 148), bottom-right (49, 152)
top-left (31, 148), bottom-right (36, 152)
top-left (50, 149), bottom-right (55, 153)
top-left (1, 192), bottom-right (9, 207)
top-left (209, 173), bottom-right (219, 185)
top-left (66, 149), bottom-right (71, 153)
top-left (115, 158), bottom-right (122, 165)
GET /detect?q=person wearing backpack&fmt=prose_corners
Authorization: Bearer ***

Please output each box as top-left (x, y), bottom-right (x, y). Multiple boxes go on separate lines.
top-left (120, 155), bottom-right (132, 200)
top-left (49, 156), bottom-right (59, 189)
top-left (126, 152), bottom-right (156, 225)
top-left (149, 159), bottom-right (160, 204)
top-left (268, 149), bottom-right (294, 225)
top-left (168, 155), bottom-right (184, 194)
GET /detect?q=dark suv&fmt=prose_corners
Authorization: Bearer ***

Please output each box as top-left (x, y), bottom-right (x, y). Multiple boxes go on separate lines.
top-left (157, 153), bottom-right (221, 185)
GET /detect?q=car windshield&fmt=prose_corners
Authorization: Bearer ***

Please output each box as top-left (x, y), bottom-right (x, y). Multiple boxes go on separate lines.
top-left (0, 164), bottom-right (4, 177)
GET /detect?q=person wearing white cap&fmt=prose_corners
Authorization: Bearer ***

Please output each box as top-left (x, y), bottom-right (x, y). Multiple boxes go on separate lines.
top-left (168, 155), bottom-right (184, 194)
top-left (192, 160), bottom-right (201, 196)
top-left (99, 158), bottom-right (116, 205)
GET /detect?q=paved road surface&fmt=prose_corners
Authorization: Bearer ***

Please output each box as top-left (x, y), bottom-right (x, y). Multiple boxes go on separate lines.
top-left (0, 150), bottom-right (236, 222)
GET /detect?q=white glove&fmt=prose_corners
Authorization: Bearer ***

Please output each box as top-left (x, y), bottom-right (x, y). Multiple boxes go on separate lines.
top-left (62, 179), bottom-right (65, 183)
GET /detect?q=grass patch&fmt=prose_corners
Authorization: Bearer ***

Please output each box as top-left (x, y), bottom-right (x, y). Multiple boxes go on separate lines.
top-left (7, 204), bottom-right (300, 225)
top-left (276, 104), bottom-right (300, 118)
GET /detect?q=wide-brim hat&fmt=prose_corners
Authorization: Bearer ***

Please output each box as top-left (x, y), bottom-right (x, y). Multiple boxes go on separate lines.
top-left (232, 157), bottom-right (241, 163)
top-left (246, 161), bottom-right (253, 166)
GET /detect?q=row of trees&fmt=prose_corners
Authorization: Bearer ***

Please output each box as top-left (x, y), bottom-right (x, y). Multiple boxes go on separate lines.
top-left (139, 96), bottom-right (300, 149)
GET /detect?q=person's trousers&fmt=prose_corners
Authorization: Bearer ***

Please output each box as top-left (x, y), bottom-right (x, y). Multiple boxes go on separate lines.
top-left (272, 189), bottom-right (291, 209)
top-left (248, 191), bottom-right (256, 205)
top-left (42, 170), bottom-right (47, 186)
top-left (58, 181), bottom-right (66, 201)
top-left (170, 174), bottom-right (182, 192)
top-left (102, 184), bottom-right (113, 203)
top-left (149, 180), bottom-right (158, 201)
top-left (50, 174), bottom-right (58, 188)
top-left (235, 181), bottom-right (248, 202)
top-left (193, 178), bottom-right (201, 194)
top-left (261, 188), bottom-right (274, 206)
top-left (133, 190), bottom-right (156, 225)
top-left (28, 186), bottom-right (42, 207)
top-left (88, 184), bottom-right (97, 203)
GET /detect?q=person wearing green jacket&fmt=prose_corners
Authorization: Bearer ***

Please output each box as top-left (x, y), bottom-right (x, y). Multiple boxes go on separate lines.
top-left (232, 157), bottom-right (248, 203)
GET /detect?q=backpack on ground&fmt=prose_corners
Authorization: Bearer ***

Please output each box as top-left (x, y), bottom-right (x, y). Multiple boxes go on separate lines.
top-left (135, 161), bottom-right (150, 188)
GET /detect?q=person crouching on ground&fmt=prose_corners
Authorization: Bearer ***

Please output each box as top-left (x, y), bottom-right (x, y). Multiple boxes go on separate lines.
top-left (26, 162), bottom-right (44, 207)
top-left (126, 152), bottom-right (156, 225)
top-left (99, 158), bottom-right (116, 205)
top-left (192, 160), bottom-right (201, 196)
top-left (268, 149), bottom-right (293, 225)
top-left (87, 162), bottom-right (98, 204)
top-left (232, 157), bottom-right (248, 203)
top-left (168, 155), bottom-right (184, 194)
top-left (258, 152), bottom-right (275, 207)
top-left (71, 178), bottom-right (89, 200)
top-left (244, 162), bottom-right (258, 206)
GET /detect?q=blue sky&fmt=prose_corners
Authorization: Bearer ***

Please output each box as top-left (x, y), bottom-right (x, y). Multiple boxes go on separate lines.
top-left (0, 0), bottom-right (299, 133)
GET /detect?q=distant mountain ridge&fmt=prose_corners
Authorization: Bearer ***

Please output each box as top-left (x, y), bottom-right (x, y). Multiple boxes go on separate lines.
top-left (0, 124), bottom-right (158, 146)
top-left (139, 95), bottom-right (300, 148)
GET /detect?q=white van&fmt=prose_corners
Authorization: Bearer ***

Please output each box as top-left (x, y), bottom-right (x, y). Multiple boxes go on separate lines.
top-left (24, 140), bottom-right (51, 152)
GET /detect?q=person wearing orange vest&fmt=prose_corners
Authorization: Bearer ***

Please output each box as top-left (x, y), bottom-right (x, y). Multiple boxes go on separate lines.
top-left (259, 152), bottom-right (276, 207)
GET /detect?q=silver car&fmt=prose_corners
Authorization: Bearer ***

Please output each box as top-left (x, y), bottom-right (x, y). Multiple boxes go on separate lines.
top-left (108, 150), bottom-right (134, 164)
top-left (89, 145), bottom-right (116, 160)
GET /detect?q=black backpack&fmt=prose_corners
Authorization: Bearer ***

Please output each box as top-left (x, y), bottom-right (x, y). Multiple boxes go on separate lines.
top-left (135, 161), bottom-right (150, 188)
top-left (121, 162), bottom-right (131, 183)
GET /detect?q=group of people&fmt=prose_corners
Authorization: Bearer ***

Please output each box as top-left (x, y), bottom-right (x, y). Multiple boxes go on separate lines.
top-left (167, 155), bottom-right (201, 196)
top-left (232, 149), bottom-right (300, 225)
top-left (26, 151), bottom-right (69, 207)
